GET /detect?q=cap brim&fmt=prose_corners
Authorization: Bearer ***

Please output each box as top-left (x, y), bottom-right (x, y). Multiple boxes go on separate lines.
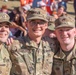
top-left (55, 24), bottom-right (74, 29)
top-left (0, 21), bottom-right (12, 26)
top-left (27, 16), bottom-right (48, 22)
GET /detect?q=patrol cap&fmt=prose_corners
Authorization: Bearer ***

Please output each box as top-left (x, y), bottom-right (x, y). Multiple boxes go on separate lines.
top-left (48, 16), bottom-right (55, 31)
top-left (55, 15), bottom-right (75, 29)
top-left (48, 24), bottom-right (55, 31)
top-left (26, 8), bottom-right (48, 22)
top-left (0, 12), bottom-right (12, 25)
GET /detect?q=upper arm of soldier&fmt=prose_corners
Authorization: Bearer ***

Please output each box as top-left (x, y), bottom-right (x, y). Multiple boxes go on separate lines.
top-left (7, 39), bottom-right (23, 52)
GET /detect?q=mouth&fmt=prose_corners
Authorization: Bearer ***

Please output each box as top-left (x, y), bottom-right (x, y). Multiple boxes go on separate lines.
top-left (0, 32), bottom-right (8, 38)
top-left (33, 28), bottom-right (42, 32)
top-left (33, 30), bottom-right (42, 33)
top-left (61, 37), bottom-right (69, 41)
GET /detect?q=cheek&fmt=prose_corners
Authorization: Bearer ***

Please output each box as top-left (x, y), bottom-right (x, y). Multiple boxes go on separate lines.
top-left (55, 32), bottom-right (61, 39)
top-left (6, 29), bottom-right (10, 34)
top-left (70, 31), bottom-right (76, 37)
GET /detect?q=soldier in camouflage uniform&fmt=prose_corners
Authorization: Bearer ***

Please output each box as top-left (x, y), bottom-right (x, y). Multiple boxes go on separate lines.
top-left (51, 15), bottom-right (76, 75)
top-left (9, 8), bottom-right (57, 75)
top-left (0, 13), bottom-right (12, 75)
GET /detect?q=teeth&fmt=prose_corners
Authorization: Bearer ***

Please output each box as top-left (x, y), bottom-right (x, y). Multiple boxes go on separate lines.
top-left (0, 33), bottom-right (7, 37)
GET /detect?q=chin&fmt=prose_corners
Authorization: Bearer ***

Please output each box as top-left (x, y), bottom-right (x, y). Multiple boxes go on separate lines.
top-left (34, 33), bottom-right (42, 37)
top-left (0, 38), bottom-right (7, 43)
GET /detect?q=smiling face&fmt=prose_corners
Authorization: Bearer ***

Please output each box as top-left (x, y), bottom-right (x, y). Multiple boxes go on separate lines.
top-left (57, 6), bottom-right (65, 15)
top-left (26, 19), bottom-right (48, 39)
top-left (0, 22), bottom-right (10, 43)
top-left (55, 27), bottom-right (76, 45)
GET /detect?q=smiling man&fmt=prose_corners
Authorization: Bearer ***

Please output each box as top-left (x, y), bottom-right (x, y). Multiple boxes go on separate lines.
top-left (10, 8), bottom-right (57, 75)
top-left (51, 15), bottom-right (76, 75)
top-left (0, 13), bottom-right (12, 75)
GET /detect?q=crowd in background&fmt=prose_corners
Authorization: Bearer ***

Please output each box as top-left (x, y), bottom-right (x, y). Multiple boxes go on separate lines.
top-left (0, 0), bottom-right (76, 75)
top-left (0, 0), bottom-right (75, 39)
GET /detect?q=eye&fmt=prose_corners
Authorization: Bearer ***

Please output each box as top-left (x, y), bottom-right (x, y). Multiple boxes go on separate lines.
top-left (58, 29), bottom-right (63, 32)
top-left (4, 25), bottom-right (9, 28)
top-left (0, 25), bottom-right (3, 27)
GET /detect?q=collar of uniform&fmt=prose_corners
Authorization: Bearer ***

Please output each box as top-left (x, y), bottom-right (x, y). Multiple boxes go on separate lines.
top-left (54, 48), bottom-right (65, 60)
top-left (68, 43), bottom-right (76, 60)
top-left (23, 35), bottom-right (43, 49)
top-left (54, 43), bottom-right (76, 61)
top-left (0, 44), bottom-right (9, 60)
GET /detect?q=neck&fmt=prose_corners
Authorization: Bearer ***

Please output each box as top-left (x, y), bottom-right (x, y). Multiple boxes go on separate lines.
top-left (60, 40), bottom-right (75, 51)
top-left (28, 34), bottom-right (42, 44)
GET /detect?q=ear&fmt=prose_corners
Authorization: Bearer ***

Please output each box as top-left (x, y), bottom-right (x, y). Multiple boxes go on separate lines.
top-left (54, 30), bottom-right (56, 35)
top-left (45, 22), bottom-right (48, 29)
top-left (74, 28), bottom-right (76, 35)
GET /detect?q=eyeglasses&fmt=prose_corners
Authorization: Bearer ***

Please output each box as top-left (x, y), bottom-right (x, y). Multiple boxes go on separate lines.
top-left (29, 20), bottom-right (47, 26)
top-left (0, 22), bottom-right (10, 28)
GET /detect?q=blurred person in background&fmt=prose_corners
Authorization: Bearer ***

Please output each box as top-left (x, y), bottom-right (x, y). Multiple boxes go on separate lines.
top-left (53, 5), bottom-right (66, 19)
top-left (37, 0), bottom-right (50, 15)
top-left (43, 0), bottom-right (55, 15)
top-left (9, 7), bottom-right (20, 21)
top-left (0, 5), bottom-right (9, 13)
top-left (37, 1), bottom-right (46, 11)
top-left (32, 0), bottom-right (41, 7)
top-left (50, 0), bottom-right (58, 15)
top-left (9, 7), bottom-right (27, 38)
top-left (20, 0), bottom-right (33, 7)
top-left (58, 0), bottom-right (67, 12)
top-left (33, 0), bottom-right (55, 15)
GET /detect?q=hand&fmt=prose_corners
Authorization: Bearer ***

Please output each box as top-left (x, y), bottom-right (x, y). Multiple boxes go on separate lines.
top-left (10, 22), bottom-right (19, 28)
top-left (6, 37), bottom-right (14, 46)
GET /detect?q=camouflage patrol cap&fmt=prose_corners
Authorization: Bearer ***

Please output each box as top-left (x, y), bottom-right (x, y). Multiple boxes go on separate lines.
top-left (26, 8), bottom-right (48, 22)
top-left (0, 12), bottom-right (12, 25)
top-left (55, 15), bottom-right (75, 29)
top-left (48, 16), bottom-right (55, 31)
top-left (48, 24), bottom-right (55, 31)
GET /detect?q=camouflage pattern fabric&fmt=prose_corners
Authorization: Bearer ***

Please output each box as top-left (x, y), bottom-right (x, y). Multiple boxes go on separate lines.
top-left (0, 12), bottom-right (12, 25)
top-left (8, 35), bottom-right (57, 75)
top-left (0, 44), bottom-right (12, 75)
top-left (51, 43), bottom-right (76, 75)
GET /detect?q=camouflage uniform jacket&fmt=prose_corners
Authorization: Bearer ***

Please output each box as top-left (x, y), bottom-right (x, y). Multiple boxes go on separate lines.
top-left (9, 35), bottom-right (57, 75)
top-left (0, 44), bottom-right (12, 75)
top-left (51, 43), bottom-right (76, 75)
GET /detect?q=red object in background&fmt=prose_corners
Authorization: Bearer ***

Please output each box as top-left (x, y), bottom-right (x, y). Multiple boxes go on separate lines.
top-left (43, 0), bottom-right (54, 15)
top-left (20, 0), bottom-right (33, 6)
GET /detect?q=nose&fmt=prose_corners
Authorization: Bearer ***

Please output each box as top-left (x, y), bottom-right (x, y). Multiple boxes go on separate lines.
top-left (36, 23), bottom-right (41, 27)
top-left (62, 31), bottom-right (67, 35)
top-left (34, 22), bottom-right (41, 27)
top-left (1, 26), bottom-right (6, 30)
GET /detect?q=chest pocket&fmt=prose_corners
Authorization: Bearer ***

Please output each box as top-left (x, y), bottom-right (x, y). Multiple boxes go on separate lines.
top-left (52, 59), bottom-right (64, 75)
top-left (0, 58), bottom-right (11, 75)
top-left (72, 58), bottom-right (76, 75)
